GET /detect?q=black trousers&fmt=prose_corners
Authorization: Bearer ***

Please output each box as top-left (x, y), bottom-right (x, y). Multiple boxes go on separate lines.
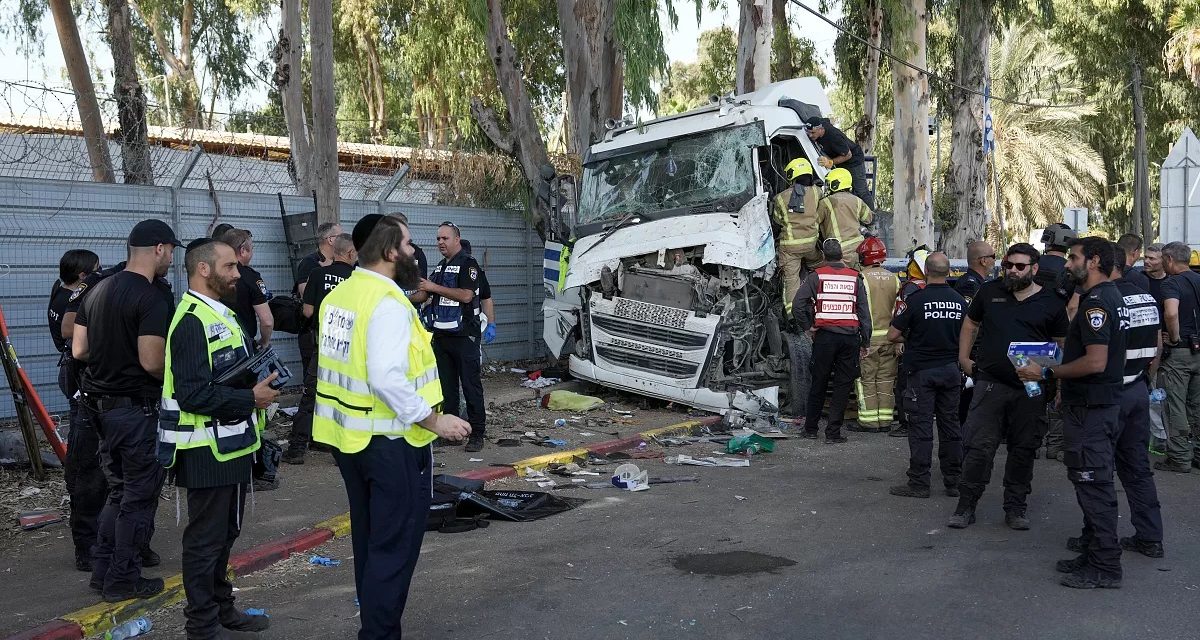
top-left (1042, 378), bottom-right (1064, 455)
top-left (433, 335), bottom-right (486, 436)
top-left (1062, 401), bottom-right (1122, 578)
top-left (90, 404), bottom-right (164, 591)
top-left (805, 331), bottom-right (861, 438)
top-left (846, 162), bottom-right (874, 210)
top-left (333, 438), bottom-right (432, 640)
top-left (288, 329), bottom-right (318, 452)
top-left (1076, 379), bottom-right (1164, 546)
top-left (903, 363), bottom-right (963, 489)
top-left (957, 378), bottom-right (1045, 512)
top-left (61, 364), bottom-right (108, 561)
top-left (182, 484), bottom-right (247, 640)
top-left (958, 384), bottom-right (973, 426)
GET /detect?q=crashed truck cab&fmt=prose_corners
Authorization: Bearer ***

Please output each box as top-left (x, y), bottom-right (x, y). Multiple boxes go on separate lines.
top-left (542, 78), bottom-right (837, 419)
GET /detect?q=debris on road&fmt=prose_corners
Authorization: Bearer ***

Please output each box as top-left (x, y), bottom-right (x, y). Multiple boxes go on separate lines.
top-left (18, 508), bottom-right (63, 530)
top-left (726, 434), bottom-right (775, 455)
top-left (543, 390), bottom-right (605, 411)
top-left (665, 454), bottom-right (750, 468)
top-left (612, 464), bottom-right (650, 491)
top-left (309, 555), bottom-right (341, 567)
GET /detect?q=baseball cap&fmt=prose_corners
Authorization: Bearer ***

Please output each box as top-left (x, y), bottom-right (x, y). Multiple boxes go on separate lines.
top-left (804, 117), bottom-right (825, 128)
top-left (129, 219), bottom-right (183, 247)
top-left (352, 214), bottom-right (384, 251)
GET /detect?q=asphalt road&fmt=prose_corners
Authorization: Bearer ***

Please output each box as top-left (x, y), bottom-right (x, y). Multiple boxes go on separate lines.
top-left (130, 432), bottom-right (1200, 640)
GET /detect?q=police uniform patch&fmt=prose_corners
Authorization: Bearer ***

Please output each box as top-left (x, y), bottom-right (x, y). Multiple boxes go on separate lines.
top-left (257, 279), bottom-right (270, 297)
top-left (895, 301), bottom-right (907, 316)
top-left (1086, 308), bottom-right (1106, 331)
top-left (68, 283), bottom-right (87, 302)
top-left (469, 266), bottom-right (478, 280)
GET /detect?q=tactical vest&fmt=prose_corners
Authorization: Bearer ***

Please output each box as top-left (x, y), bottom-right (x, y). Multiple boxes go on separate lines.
top-left (814, 265), bottom-right (861, 328)
top-left (313, 270), bottom-right (442, 454)
top-left (818, 192), bottom-right (873, 254)
top-left (158, 293), bottom-right (262, 468)
top-left (772, 187), bottom-right (820, 250)
top-left (1118, 282), bottom-right (1160, 384)
top-left (422, 252), bottom-right (478, 335)
top-left (861, 266), bottom-right (901, 340)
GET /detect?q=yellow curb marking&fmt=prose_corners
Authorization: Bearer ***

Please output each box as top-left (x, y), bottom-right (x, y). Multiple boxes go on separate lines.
top-left (63, 574), bottom-right (185, 637)
top-left (314, 513), bottom-right (352, 538)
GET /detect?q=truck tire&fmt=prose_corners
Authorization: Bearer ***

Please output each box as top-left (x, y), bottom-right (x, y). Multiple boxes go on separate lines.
top-left (785, 331), bottom-right (812, 417)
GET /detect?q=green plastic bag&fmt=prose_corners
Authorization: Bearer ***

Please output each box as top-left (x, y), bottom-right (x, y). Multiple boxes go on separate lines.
top-left (544, 390), bottom-right (605, 411)
top-left (726, 434), bottom-right (775, 455)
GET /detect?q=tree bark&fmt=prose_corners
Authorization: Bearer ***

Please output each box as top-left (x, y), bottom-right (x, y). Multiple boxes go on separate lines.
top-left (274, 0), bottom-right (313, 194)
top-left (309, 0), bottom-right (340, 224)
top-left (891, 0), bottom-right (933, 250)
top-left (476, 0), bottom-right (553, 236)
top-left (107, 0), bottom-right (154, 185)
top-left (772, 0), bottom-right (794, 81)
top-left (128, 0), bottom-right (202, 128)
top-left (941, 0), bottom-right (992, 257)
top-left (736, 0), bottom-right (772, 93)
top-left (858, 0), bottom-right (883, 155)
top-left (1132, 59), bottom-right (1153, 241)
top-left (557, 0), bottom-right (617, 156)
top-left (50, 0), bottom-right (115, 183)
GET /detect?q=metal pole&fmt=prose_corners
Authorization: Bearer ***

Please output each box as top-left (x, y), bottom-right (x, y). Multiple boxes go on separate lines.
top-left (526, 211), bottom-right (536, 357)
top-left (375, 162), bottom-right (411, 216)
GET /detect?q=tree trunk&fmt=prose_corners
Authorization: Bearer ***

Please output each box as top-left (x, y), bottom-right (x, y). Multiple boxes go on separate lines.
top-left (557, 0), bottom-right (616, 156)
top-left (772, 0), bottom-right (794, 81)
top-left (858, 0), bottom-right (883, 155)
top-left (608, 49), bottom-right (624, 121)
top-left (736, 0), bottom-right (772, 93)
top-left (941, 0), bottom-right (992, 257)
top-left (890, 0), bottom-right (933, 250)
top-left (1132, 59), bottom-right (1153, 241)
top-left (274, 0), bottom-right (313, 193)
top-left (50, 0), bottom-right (114, 183)
top-left (309, 0), bottom-right (340, 224)
top-left (474, 0), bottom-right (553, 236)
top-left (107, 0), bottom-right (154, 185)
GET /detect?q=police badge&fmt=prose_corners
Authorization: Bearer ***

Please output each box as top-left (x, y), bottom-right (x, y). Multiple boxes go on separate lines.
top-left (1085, 308), bottom-right (1106, 331)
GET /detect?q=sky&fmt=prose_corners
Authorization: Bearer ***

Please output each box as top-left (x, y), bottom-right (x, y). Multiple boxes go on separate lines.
top-left (0, 1), bottom-right (842, 123)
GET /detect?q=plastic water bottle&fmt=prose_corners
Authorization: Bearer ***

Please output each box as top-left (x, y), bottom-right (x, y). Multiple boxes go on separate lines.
top-left (105, 618), bottom-right (151, 640)
top-left (1013, 355), bottom-right (1043, 398)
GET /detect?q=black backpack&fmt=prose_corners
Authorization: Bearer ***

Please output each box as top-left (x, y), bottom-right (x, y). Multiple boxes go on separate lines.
top-left (429, 475), bottom-right (489, 533)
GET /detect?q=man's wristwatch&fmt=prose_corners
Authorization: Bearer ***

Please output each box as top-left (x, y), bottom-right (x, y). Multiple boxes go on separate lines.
top-left (1042, 366), bottom-right (1055, 380)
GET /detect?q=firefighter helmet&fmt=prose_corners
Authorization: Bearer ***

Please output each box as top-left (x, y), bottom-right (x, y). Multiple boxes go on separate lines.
top-left (827, 168), bottom-right (853, 193)
top-left (907, 246), bottom-right (931, 280)
top-left (784, 158), bottom-right (814, 182)
top-left (857, 236), bottom-right (887, 266)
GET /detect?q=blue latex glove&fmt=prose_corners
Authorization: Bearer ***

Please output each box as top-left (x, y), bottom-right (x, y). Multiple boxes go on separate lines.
top-left (483, 323), bottom-right (497, 344)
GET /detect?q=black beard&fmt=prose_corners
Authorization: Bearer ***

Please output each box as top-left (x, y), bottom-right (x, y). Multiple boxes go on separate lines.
top-left (1003, 273), bottom-right (1033, 291)
top-left (393, 257), bottom-right (419, 290)
top-left (1068, 266), bottom-right (1088, 284)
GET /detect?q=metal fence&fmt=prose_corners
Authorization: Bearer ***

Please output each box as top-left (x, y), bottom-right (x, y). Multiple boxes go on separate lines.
top-left (0, 175), bottom-right (545, 418)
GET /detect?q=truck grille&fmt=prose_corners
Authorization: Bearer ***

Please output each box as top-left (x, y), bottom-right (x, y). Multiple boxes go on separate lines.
top-left (595, 344), bottom-right (699, 379)
top-left (591, 314), bottom-right (708, 349)
top-left (612, 297), bottom-right (689, 329)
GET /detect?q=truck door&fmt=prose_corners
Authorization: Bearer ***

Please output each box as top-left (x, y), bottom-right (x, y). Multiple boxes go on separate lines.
top-left (543, 174), bottom-right (582, 358)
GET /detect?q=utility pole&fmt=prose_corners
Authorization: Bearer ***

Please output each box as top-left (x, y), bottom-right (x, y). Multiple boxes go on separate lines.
top-left (1131, 58), bottom-right (1153, 241)
top-left (50, 0), bottom-right (114, 183)
top-left (309, 0), bottom-right (340, 224)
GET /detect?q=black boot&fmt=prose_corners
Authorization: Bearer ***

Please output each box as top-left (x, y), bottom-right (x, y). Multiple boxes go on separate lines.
top-left (1120, 536), bottom-right (1164, 558)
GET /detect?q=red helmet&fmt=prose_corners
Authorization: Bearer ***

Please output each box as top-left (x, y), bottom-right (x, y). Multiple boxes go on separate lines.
top-left (857, 236), bottom-right (887, 266)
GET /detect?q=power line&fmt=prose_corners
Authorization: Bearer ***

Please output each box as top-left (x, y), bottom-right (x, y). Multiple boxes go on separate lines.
top-left (789, 0), bottom-right (1115, 109)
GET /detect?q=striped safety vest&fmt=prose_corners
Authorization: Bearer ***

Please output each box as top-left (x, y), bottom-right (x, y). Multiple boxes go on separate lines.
top-left (1117, 280), bottom-right (1159, 385)
top-left (313, 269), bottom-right (443, 454)
top-left (818, 191), bottom-right (873, 255)
top-left (861, 265), bottom-right (901, 341)
top-left (158, 293), bottom-right (262, 468)
top-left (772, 187), bottom-right (819, 250)
top-left (814, 265), bottom-right (861, 328)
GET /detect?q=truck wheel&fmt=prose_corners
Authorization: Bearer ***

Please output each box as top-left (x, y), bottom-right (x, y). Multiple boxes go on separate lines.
top-left (785, 331), bottom-right (812, 417)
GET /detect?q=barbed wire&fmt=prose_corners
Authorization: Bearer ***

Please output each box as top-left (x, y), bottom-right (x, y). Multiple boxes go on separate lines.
top-left (0, 79), bottom-right (536, 208)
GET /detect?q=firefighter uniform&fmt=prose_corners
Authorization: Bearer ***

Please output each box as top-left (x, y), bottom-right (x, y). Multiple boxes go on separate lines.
top-left (793, 262), bottom-right (872, 441)
top-left (817, 168), bottom-right (873, 269)
top-left (855, 242), bottom-right (901, 431)
top-left (773, 186), bottom-right (822, 314)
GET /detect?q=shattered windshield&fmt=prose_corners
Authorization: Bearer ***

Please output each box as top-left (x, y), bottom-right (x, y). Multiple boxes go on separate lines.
top-left (577, 123), bottom-right (764, 225)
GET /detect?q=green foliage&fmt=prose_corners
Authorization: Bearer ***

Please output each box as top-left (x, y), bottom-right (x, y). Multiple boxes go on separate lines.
top-left (1165, 0), bottom-right (1200, 87)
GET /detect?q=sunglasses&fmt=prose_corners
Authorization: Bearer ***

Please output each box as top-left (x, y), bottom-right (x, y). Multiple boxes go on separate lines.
top-left (1001, 261), bottom-right (1032, 272)
top-left (440, 221), bottom-right (460, 229)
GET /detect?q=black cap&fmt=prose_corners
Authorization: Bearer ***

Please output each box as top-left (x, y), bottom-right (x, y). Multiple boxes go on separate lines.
top-left (804, 117), bottom-right (825, 128)
top-left (186, 237), bottom-right (216, 253)
top-left (129, 219), bottom-right (183, 247)
top-left (352, 214), bottom-right (384, 251)
top-left (461, 239), bottom-right (472, 256)
top-left (211, 223), bottom-right (234, 239)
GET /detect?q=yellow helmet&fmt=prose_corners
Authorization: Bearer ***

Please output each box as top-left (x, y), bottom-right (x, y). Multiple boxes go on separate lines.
top-left (907, 247), bottom-right (930, 280)
top-left (784, 158), bottom-right (814, 182)
top-left (827, 167), bottom-right (853, 192)
top-left (1191, 250), bottom-right (1200, 267)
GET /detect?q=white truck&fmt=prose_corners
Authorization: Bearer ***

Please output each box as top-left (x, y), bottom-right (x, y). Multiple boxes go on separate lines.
top-left (541, 78), bottom-right (848, 417)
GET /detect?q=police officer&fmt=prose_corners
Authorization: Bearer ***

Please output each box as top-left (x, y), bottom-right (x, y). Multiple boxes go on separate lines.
top-left (1061, 244), bottom-right (1164, 562)
top-left (1155, 241), bottom-right (1200, 473)
top-left (773, 157), bottom-right (822, 314)
top-left (461, 239), bottom-right (497, 346)
top-left (956, 241), bottom-right (995, 424)
top-left (73, 219), bottom-right (180, 602)
top-left (1037, 224), bottom-right (1075, 461)
top-left (314, 215), bottom-right (470, 639)
top-left (219, 229), bottom-right (274, 350)
top-left (887, 252), bottom-right (966, 498)
top-left (888, 247), bottom-right (929, 438)
top-left (854, 237), bottom-right (901, 431)
top-left (817, 168), bottom-right (873, 269)
top-left (1017, 236), bottom-right (1126, 589)
top-left (160, 239), bottom-right (278, 639)
top-left (50, 249), bottom-right (102, 571)
top-left (290, 222), bottom-right (343, 464)
top-left (283, 233), bottom-right (357, 465)
top-left (949, 243), bottom-right (1068, 531)
top-left (793, 239), bottom-right (872, 443)
top-left (419, 221), bottom-right (487, 453)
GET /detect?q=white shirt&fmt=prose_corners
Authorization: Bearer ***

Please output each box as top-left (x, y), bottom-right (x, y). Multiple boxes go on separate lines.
top-left (357, 268), bottom-right (434, 426)
top-left (188, 289), bottom-right (232, 317)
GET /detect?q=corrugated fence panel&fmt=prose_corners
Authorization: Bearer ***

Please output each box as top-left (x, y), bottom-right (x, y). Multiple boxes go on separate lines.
top-left (0, 177), bottom-right (544, 419)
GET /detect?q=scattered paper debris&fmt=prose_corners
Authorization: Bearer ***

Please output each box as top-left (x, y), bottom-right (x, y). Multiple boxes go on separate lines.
top-left (664, 455), bottom-right (750, 468)
top-left (734, 495), bottom-right (747, 501)
top-left (522, 376), bottom-right (561, 389)
top-left (469, 458), bottom-right (484, 462)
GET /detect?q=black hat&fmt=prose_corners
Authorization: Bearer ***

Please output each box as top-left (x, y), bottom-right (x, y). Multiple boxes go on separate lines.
top-left (804, 117), bottom-right (825, 128)
top-left (461, 239), bottom-right (472, 256)
top-left (129, 219), bottom-right (183, 247)
top-left (185, 237), bottom-right (216, 253)
top-left (211, 223), bottom-right (234, 239)
top-left (352, 214), bottom-right (384, 251)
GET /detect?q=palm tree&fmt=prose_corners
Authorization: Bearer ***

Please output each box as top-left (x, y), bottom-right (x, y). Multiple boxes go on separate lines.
top-left (988, 22), bottom-right (1106, 244)
top-left (1165, 2), bottom-right (1200, 87)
